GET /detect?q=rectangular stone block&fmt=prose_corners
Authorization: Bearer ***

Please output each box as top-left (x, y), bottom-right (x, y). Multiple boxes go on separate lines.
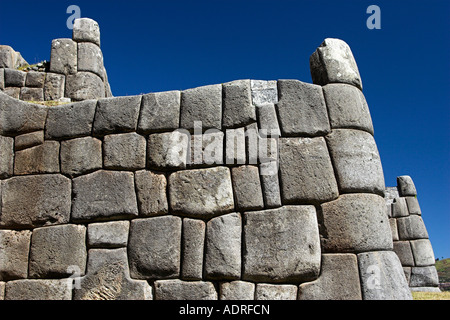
top-left (255, 284), bottom-right (297, 300)
top-left (397, 215), bottom-right (429, 240)
top-left (0, 230), bottom-right (32, 281)
top-left (397, 175), bottom-right (417, 196)
top-left (410, 239), bottom-right (435, 267)
top-left (14, 131), bottom-right (44, 151)
top-left (5, 279), bottom-right (72, 300)
top-left (188, 130), bottom-right (224, 167)
top-left (66, 72), bottom-right (105, 101)
top-left (87, 220), bottom-right (129, 248)
top-left (20, 87), bottom-right (44, 101)
top-left (138, 90), bottom-right (181, 133)
top-left (49, 38), bottom-right (78, 75)
top-left (25, 71), bottom-right (46, 88)
top-left (393, 241), bottom-right (415, 267)
top-left (251, 80), bottom-right (278, 107)
top-left (4, 68), bottom-right (26, 87)
top-left (0, 135), bottom-right (14, 178)
top-left (222, 80), bottom-right (256, 128)
top-left (14, 141), bottom-right (60, 175)
top-left (73, 18), bottom-right (101, 46)
top-left (389, 218), bottom-right (399, 241)
top-left (220, 281), bottom-right (255, 300)
top-left (259, 161), bottom-right (282, 208)
top-left (225, 127), bottom-right (246, 165)
top-left (231, 166), bottom-right (264, 211)
top-left (60, 137), bottom-right (102, 177)
top-left (148, 131), bottom-right (189, 170)
top-left (256, 103), bottom-right (281, 136)
top-left (77, 42), bottom-right (104, 79)
top-left (134, 170), bottom-right (168, 217)
top-left (405, 196), bottom-right (421, 215)
top-left (44, 73), bottom-right (65, 101)
top-left (392, 197), bottom-right (409, 217)
top-left (104, 132), bottom-right (146, 170)
top-left (154, 279), bottom-right (217, 300)
top-left (2, 87), bottom-right (20, 99)
top-left (181, 218), bottom-right (205, 280)
top-left (410, 266), bottom-right (440, 288)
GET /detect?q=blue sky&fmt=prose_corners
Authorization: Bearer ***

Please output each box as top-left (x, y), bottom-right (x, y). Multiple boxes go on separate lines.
top-left (1, 0), bottom-right (449, 259)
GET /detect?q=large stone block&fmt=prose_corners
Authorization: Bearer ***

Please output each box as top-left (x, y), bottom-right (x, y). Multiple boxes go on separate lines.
top-left (134, 170), bottom-right (168, 217)
top-left (259, 161), bottom-right (282, 208)
top-left (128, 216), bottom-right (182, 279)
top-left (397, 175), bottom-right (417, 196)
top-left (49, 38), bottom-right (78, 75)
top-left (256, 103), bottom-right (281, 137)
top-left (410, 266), bottom-right (440, 288)
top-left (220, 281), bottom-right (255, 300)
top-left (188, 130), bottom-right (224, 167)
top-left (43, 73), bottom-right (65, 101)
top-left (15, 130), bottom-right (44, 152)
top-left (4, 68), bottom-right (26, 87)
top-left (104, 132), bottom-right (146, 170)
top-left (410, 239), bottom-right (435, 266)
top-left (405, 196), bottom-right (421, 215)
top-left (397, 215), bottom-right (429, 240)
top-left (0, 230), bottom-right (31, 281)
top-left (255, 284), bottom-right (297, 300)
top-left (138, 90), bottom-right (181, 133)
top-left (71, 170), bottom-right (139, 222)
top-left (243, 206), bottom-right (321, 283)
top-left (2, 87), bottom-right (20, 99)
top-left (0, 174), bottom-right (71, 228)
top-left (66, 72), bottom-right (105, 101)
top-left (326, 129), bottom-right (385, 196)
top-left (29, 224), bottom-right (87, 278)
top-left (25, 71), bottom-right (46, 88)
top-left (60, 137), bottom-right (102, 177)
top-left (231, 166), bottom-right (264, 211)
top-left (0, 135), bottom-right (14, 178)
top-left (20, 87), bottom-right (44, 102)
top-left (77, 42), bottom-right (104, 79)
top-left (181, 218), bottom-right (205, 280)
top-left (392, 197), bottom-right (409, 217)
top-left (154, 279), bottom-right (217, 300)
top-left (87, 220), bottom-right (130, 248)
top-left (222, 80), bottom-right (256, 128)
top-left (168, 167), bottom-right (234, 219)
top-left (276, 80), bottom-right (330, 136)
top-left (147, 131), bottom-right (189, 170)
top-left (14, 141), bottom-right (60, 175)
top-left (393, 241), bottom-right (415, 267)
top-left (225, 127), bottom-right (246, 165)
top-left (320, 194), bottom-right (393, 253)
top-left (5, 279), bottom-right (72, 300)
top-left (279, 137), bottom-right (339, 204)
top-left (251, 80), bottom-right (278, 107)
top-left (73, 18), bottom-right (101, 46)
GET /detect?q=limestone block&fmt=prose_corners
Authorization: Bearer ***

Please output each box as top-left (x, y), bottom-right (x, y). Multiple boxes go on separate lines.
top-left (29, 224), bottom-right (87, 278)
top-left (168, 167), bottom-right (234, 219)
top-left (104, 132), bottom-right (146, 170)
top-left (93, 95), bottom-right (141, 135)
top-left (0, 174), bottom-right (71, 228)
top-left (325, 129), bottom-right (385, 196)
top-left (128, 216), bottom-right (182, 279)
top-left (323, 83), bottom-right (373, 134)
top-left (181, 218), bottom-right (205, 280)
top-left (72, 170), bottom-right (139, 222)
top-left (134, 170), bottom-right (168, 217)
top-left (2, 87), bottom-right (20, 99)
top-left (320, 194), bottom-right (393, 253)
top-left (310, 38), bottom-right (363, 90)
top-left (20, 87), bottom-right (44, 101)
top-left (393, 241), bottom-right (414, 267)
top-left (138, 90), bottom-right (181, 133)
top-left (256, 103), bottom-right (281, 136)
top-left (389, 218), bottom-right (399, 241)
top-left (0, 135), bottom-right (14, 178)
top-left (397, 175), bottom-right (417, 196)
top-left (5, 279), bottom-right (72, 300)
top-left (276, 80), bottom-right (330, 136)
top-left (25, 71), bottom-right (46, 88)
top-left (410, 266), bottom-right (440, 288)
top-left (231, 166), bottom-right (264, 211)
top-left (148, 131), bottom-right (189, 170)
top-left (14, 131), bottom-right (44, 151)
top-left (298, 254), bottom-right (362, 300)
top-left (255, 284), bottom-right (297, 300)
top-left (225, 127), bottom-right (246, 165)
top-left (49, 38), bottom-right (78, 75)
top-left (73, 18), bottom-right (101, 46)
top-left (410, 239), bottom-right (435, 266)
top-left (4, 68), bottom-right (26, 87)
top-left (250, 80), bottom-right (278, 106)
top-left (74, 248), bottom-right (153, 300)
top-left (243, 206), bottom-right (321, 283)
top-left (43, 72), bottom-right (65, 101)
top-left (14, 140), bottom-right (60, 175)
top-left (0, 230), bottom-right (32, 280)
top-left (205, 213), bottom-right (242, 280)
top-left (188, 130), bottom-right (224, 167)
top-left (60, 137), bottom-right (102, 177)
top-left (358, 251), bottom-right (412, 300)
top-left (397, 215), bottom-right (429, 240)
top-left (279, 137), bottom-right (339, 204)
top-left (66, 72), bottom-right (105, 101)
top-left (154, 279), bottom-right (217, 300)
top-left (87, 221), bottom-right (129, 248)
top-left (405, 196), bottom-right (421, 215)
top-left (222, 80), bottom-right (256, 128)
top-left (392, 197), bottom-right (409, 218)
top-left (77, 42), bottom-right (104, 79)
top-left (220, 281), bottom-right (255, 300)
top-left (180, 84), bottom-right (222, 130)
top-left (259, 161), bottom-right (282, 208)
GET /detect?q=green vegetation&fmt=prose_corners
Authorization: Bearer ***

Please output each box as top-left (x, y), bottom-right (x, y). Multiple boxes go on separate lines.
top-left (435, 258), bottom-right (450, 283)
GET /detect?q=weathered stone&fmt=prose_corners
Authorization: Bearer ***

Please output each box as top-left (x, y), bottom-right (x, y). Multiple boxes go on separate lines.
top-left (73, 18), bottom-right (101, 46)
top-left (243, 206), bottom-right (321, 283)
top-left (222, 80), bottom-right (256, 128)
top-left (259, 161), bottom-right (282, 208)
top-left (180, 84), bottom-right (222, 130)
top-left (138, 90), bottom-right (181, 133)
top-left (0, 174), bottom-right (71, 228)
top-left (385, 186), bottom-right (399, 203)
top-left (320, 194), bottom-right (393, 253)
top-left (4, 68), bottom-right (26, 87)
top-left (326, 129), bottom-right (385, 196)
top-left (410, 239), bottom-right (435, 266)
top-left (0, 282), bottom-right (4, 300)
top-left (0, 69), bottom-right (4, 90)
top-left (0, 45), bottom-right (17, 68)
top-left (405, 196), bottom-right (421, 215)
top-left (0, 135), bottom-right (14, 178)
top-left (5, 279), bottom-right (72, 300)
top-left (77, 42), bottom-right (104, 79)
top-left (104, 132), bottom-right (146, 170)
top-left (279, 137), bottom-right (339, 204)
top-left (25, 71), bottom-right (46, 88)
top-left (181, 218), bottom-right (205, 280)
top-left (251, 80), bottom-right (278, 106)
top-left (389, 218), bottom-right (399, 241)
top-left (49, 38), bottom-right (78, 75)
top-left (323, 83), bottom-right (373, 134)
top-left (20, 87), bottom-right (44, 101)
top-left (205, 213), bottom-right (242, 280)
top-left (220, 281), bottom-right (255, 300)
top-left (231, 166), bottom-right (264, 211)
top-left (410, 266), bottom-right (440, 288)
top-left (0, 230), bottom-right (31, 280)
top-left (403, 267), bottom-right (412, 285)
top-left (189, 130), bottom-right (224, 167)
top-left (276, 80), bottom-right (330, 136)
top-left (397, 175), bottom-right (417, 196)
top-left (393, 241), bottom-right (414, 267)
top-left (154, 279), bottom-right (217, 300)
top-left (148, 131), bottom-right (189, 170)
top-left (134, 170), bottom-right (168, 217)
top-left (2, 87), bottom-right (20, 99)
top-left (14, 141), bottom-right (60, 175)
top-left (128, 216), bottom-right (182, 279)
top-left (29, 224), bottom-right (87, 278)
top-left (358, 251), bottom-right (412, 300)
top-left (310, 38), bottom-right (363, 90)
top-left (43, 72), bottom-right (65, 101)
top-left (397, 215), bottom-right (429, 240)
top-left (14, 131), bottom-right (44, 151)
top-left (245, 123), bottom-right (259, 165)
top-left (256, 103), bottom-right (281, 136)
top-left (60, 137), bottom-right (102, 177)
top-left (93, 95), bottom-right (141, 135)
top-left (255, 284), bottom-right (297, 300)
top-left (298, 254), bottom-right (362, 300)
top-left (66, 72), bottom-right (105, 101)
top-left (87, 221), bottom-right (130, 248)
top-left (392, 197), bottom-right (409, 218)
top-left (225, 127), bottom-right (246, 165)
top-left (168, 167), bottom-right (234, 218)
top-left (72, 170), bottom-right (139, 222)
top-left (74, 248), bottom-right (153, 300)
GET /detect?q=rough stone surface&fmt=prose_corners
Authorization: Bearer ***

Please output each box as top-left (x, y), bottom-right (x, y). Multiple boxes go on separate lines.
top-left (393, 241), bottom-right (415, 267)
top-left (326, 129), bottom-right (385, 196)
top-left (189, 130), bottom-right (224, 167)
top-left (5, 279), bottom-right (72, 300)
top-left (405, 196), bottom-right (421, 215)
top-left (14, 131), bottom-right (44, 151)
top-left (0, 135), bottom-right (14, 178)
top-left (222, 80), bottom-right (256, 128)
top-left (4, 68), bottom-right (26, 87)
top-left (205, 213), bottom-right (242, 280)
top-left (410, 266), bottom-right (440, 288)
top-left (0, 282), bottom-right (4, 300)
top-left (397, 175), bottom-right (417, 196)
top-left (43, 73), bottom-right (65, 101)
top-left (77, 42), bottom-right (104, 79)
top-left (154, 280), bottom-right (217, 300)
top-left (73, 18), bottom-right (101, 46)
top-left (255, 284), bottom-right (297, 300)
top-left (128, 216), bottom-right (182, 279)
top-left (60, 137), bottom-right (102, 177)
top-left (0, 68), bottom-right (4, 90)
top-left (29, 224), bottom-right (87, 278)
top-left (243, 206), bottom-right (321, 283)
top-left (49, 38), bottom-right (78, 75)
top-left (72, 170), bottom-right (138, 221)
top-left (225, 127), bottom-right (246, 165)
top-left (251, 80), bottom-right (278, 106)
top-left (169, 167), bottom-right (234, 218)
top-left (231, 166), bottom-right (264, 211)
top-left (320, 194), bottom-right (393, 253)
top-left (138, 90), bottom-right (181, 133)
top-left (181, 218), bottom-right (205, 280)
top-left (220, 281), bottom-right (255, 300)
top-left (0, 174), bottom-right (71, 228)
top-left (104, 132), bottom-right (146, 170)
top-left (14, 141), bottom-right (60, 175)
top-left (148, 131), bottom-right (189, 170)
top-left (2, 87), bottom-right (20, 99)
top-left (397, 215), bottom-right (429, 240)
top-left (0, 230), bottom-right (32, 281)
top-left (134, 170), bottom-right (168, 217)
top-left (87, 221), bottom-right (129, 248)
top-left (392, 197), bottom-right (409, 218)
top-left (256, 103), bottom-right (281, 136)
top-left (410, 239), bottom-right (435, 267)
top-left (276, 80), bottom-right (330, 136)
top-left (26, 71), bottom-right (46, 88)
top-left (279, 137), bottom-right (339, 204)
top-left (389, 218), bottom-right (399, 241)
top-left (20, 87), bottom-right (44, 102)
top-left (66, 72), bottom-right (105, 101)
